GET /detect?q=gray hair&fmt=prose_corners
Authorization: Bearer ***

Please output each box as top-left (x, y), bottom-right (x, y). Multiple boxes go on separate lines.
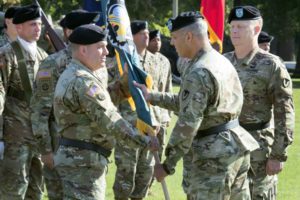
top-left (181, 19), bottom-right (208, 38)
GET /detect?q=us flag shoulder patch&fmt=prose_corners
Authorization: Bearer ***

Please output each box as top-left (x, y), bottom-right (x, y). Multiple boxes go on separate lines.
top-left (86, 84), bottom-right (101, 98)
top-left (37, 70), bottom-right (51, 79)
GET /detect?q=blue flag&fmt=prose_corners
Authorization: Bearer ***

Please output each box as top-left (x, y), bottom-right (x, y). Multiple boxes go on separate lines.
top-left (101, 0), bottom-right (155, 135)
top-left (83, 0), bottom-right (104, 26)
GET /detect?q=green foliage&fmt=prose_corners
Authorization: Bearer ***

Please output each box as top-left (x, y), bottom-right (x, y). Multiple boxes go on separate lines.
top-left (21, 0), bottom-right (83, 20)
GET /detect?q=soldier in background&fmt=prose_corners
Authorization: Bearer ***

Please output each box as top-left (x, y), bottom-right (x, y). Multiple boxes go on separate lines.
top-left (0, 4), bottom-right (48, 199)
top-left (225, 6), bottom-right (294, 199)
top-left (30, 10), bottom-right (100, 200)
top-left (52, 24), bottom-right (157, 200)
top-left (112, 20), bottom-right (164, 200)
top-left (147, 29), bottom-right (172, 160)
top-left (258, 31), bottom-right (274, 52)
top-left (0, 6), bottom-right (19, 47)
top-left (135, 11), bottom-right (260, 199)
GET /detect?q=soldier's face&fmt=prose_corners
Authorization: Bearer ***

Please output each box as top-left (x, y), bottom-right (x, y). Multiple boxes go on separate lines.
top-left (259, 42), bottom-right (271, 52)
top-left (170, 29), bottom-right (189, 58)
top-left (148, 37), bottom-right (161, 53)
top-left (84, 41), bottom-right (109, 71)
top-left (230, 20), bottom-right (256, 47)
top-left (133, 29), bottom-right (149, 50)
top-left (15, 18), bottom-right (42, 42)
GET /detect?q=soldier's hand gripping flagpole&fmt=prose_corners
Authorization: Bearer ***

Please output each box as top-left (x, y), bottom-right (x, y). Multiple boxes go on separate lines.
top-left (153, 152), bottom-right (171, 200)
top-left (101, 0), bottom-right (171, 198)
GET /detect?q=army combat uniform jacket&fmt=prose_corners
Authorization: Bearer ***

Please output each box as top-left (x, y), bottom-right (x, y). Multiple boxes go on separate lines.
top-left (224, 48), bottom-right (294, 162)
top-left (0, 39), bottom-right (47, 143)
top-left (53, 59), bottom-right (149, 168)
top-left (149, 47), bottom-right (259, 175)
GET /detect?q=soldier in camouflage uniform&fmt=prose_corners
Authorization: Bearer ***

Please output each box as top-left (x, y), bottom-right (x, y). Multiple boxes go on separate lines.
top-left (30, 10), bottom-right (100, 200)
top-left (0, 5), bottom-right (48, 199)
top-left (224, 6), bottom-right (294, 200)
top-left (147, 30), bottom-right (173, 160)
top-left (112, 20), bottom-right (164, 200)
top-left (0, 6), bottom-right (19, 47)
top-left (135, 11), bottom-right (260, 200)
top-left (52, 24), bottom-right (157, 200)
top-left (258, 31), bottom-right (274, 52)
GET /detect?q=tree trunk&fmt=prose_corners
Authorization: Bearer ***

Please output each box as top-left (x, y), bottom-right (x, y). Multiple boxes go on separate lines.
top-left (293, 33), bottom-right (300, 78)
top-left (276, 36), bottom-right (295, 61)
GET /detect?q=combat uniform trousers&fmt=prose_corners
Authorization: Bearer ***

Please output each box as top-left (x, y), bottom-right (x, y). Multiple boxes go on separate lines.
top-left (249, 128), bottom-right (278, 200)
top-left (113, 142), bottom-right (155, 199)
top-left (43, 121), bottom-right (63, 200)
top-left (0, 120), bottom-right (43, 200)
top-left (54, 146), bottom-right (107, 200)
top-left (43, 167), bottom-right (63, 200)
top-left (187, 131), bottom-right (251, 200)
top-left (157, 123), bottom-right (168, 161)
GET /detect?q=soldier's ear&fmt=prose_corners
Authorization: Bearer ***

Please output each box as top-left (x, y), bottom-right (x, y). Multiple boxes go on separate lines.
top-left (254, 25), bottom-right (261, 36)
top-left (79, 45), bottom-right (87, 56)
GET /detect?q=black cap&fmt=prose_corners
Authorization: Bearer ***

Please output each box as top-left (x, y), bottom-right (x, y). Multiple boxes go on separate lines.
top-left (258, 31), bottom-right (274, 44)
top-left (59, 17), bottom-right (66, 28)
top-left (13, 4), bottom-right (41, 24)
top-left (65, 10), bottom-right (99, 30)
top-left (131, 20), bottom-right (148, 35)
top-left (166, 11), bottom-right (204, 32)
top-left (149, 30), bottom-right (160, 41)
top-left (69, 24), bottom-right (107, 45)
top-left (228, 6), bottom-right (261, 23)
top-left (5, 6), bottom-right (21, 19)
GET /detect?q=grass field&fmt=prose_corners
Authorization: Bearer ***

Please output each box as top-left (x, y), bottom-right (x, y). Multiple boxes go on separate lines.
top-left (44, 79), bottom-right (300, 200)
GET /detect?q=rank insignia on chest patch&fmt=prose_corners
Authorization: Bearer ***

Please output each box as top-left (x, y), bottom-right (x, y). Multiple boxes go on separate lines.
top-left (86, 84), bottom-right (101, 98)
top-left (38, 70), bottom-right (51, 79)
top-left (41, 83), bottom-right (50, 91)
top-left (182, 90), bottom-right (190, 100)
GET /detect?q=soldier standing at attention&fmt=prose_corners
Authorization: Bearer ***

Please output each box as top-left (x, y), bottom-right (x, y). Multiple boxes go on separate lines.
top-left (0, 4), bottom-right (48, 199)
top-left (30, 10), bottom-right (100, 200)
top-left (113, 20), bottom-right (163, 200)
top-left (52, 24), bottom-right (157, 200)
top-left (135, 11), bottom-right (260, 200)
top-left (258, 31), bottom-right (274, 52)
top-left (224, 6), bottom-right (294, 199)
top-left (147, 29), bottom-right (173, 160)
top-left (0, 6), bottom-right (19, 47)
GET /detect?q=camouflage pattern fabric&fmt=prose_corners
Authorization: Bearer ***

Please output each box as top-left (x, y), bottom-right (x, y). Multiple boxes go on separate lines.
top-left (0, 40), bottom-right (48, 199)
top-left (113, 50), bottom-right (167, 199)
top-left (31, 47), bottom-right (72, 200)
top-left (149, 47), bottom-right (259, 199)
top-left (154, 52), bottom-right (172, 159)
top-left (224, 48), bottom-right (294, 200)
top-left (0, 31), bottom-right (10, 48)
top-left (53, 59), bottom-right (149, 199)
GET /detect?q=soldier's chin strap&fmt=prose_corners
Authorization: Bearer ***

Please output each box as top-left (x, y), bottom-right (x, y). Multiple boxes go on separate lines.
top-left (153, 152), bottom-right (171, 200)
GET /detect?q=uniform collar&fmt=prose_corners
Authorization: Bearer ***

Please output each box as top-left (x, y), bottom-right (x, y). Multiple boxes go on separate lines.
top-left (234, 47), bottom-right (260, 66)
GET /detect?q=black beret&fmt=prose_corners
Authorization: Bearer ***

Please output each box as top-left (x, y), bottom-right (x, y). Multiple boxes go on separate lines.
top-left (166, 11), bottom-right (204, 32)
top-left (69, 24), bottom-right (107, 45)
top-left (59, 17), bottom-right (66, 28)
top-left (149, 30), bottom-right (160, 41)
top-left (131, 20), bottom-right (148, 35)
top-left (65, 10), bottom-right (99, 30)
top-left (258, 31), bottom-right (274, 44)
top-left (5, 6), bottom-right (21, 19)
top-left (13, 4), bottom-right (41, 24)
top-left (228, 6), bottom-right (261, 23)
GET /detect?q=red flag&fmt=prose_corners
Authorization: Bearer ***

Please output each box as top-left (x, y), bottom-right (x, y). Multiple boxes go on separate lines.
top-left (200, 0), bottom-right (225, 52)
